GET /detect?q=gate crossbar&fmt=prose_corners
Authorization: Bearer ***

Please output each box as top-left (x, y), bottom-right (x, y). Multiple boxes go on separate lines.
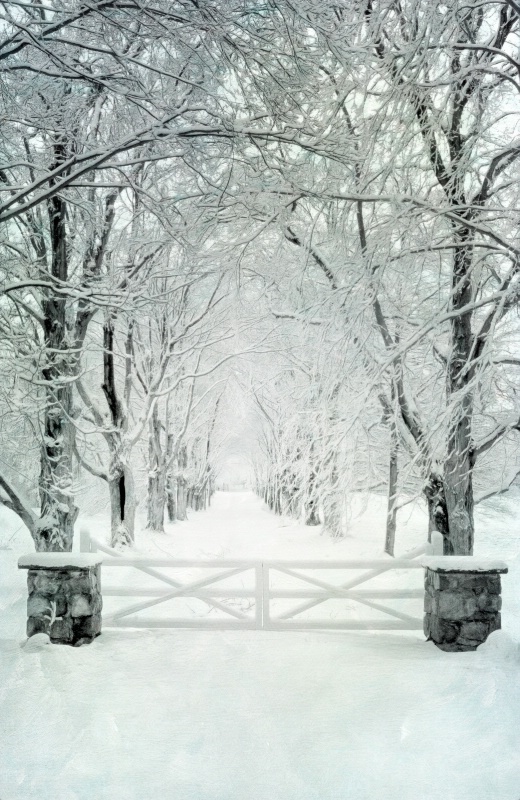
top-left (85, 533), bottom-right (260, 625)
top-left (266, 543), bottom-right (426, 624)
top-left (103, 566), bottom-right (252, 624)
top-left (269, 564), bottom-right (421, 624)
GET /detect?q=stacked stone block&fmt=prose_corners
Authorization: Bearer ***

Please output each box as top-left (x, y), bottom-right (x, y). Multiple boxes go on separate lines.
top-left (19, 554), bottom-right (102, 646)
top-left (423, 558), bottom-right (507, 652)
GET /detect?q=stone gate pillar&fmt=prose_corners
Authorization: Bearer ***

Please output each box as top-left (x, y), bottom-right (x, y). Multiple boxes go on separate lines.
top-left (423, 557), bottom-right (507, 652)
top-left (18, 553), bottom-right (103, 646)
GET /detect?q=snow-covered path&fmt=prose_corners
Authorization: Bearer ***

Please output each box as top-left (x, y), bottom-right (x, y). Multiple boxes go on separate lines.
top-left (1, 492), bottom-right (520, 800)
top-left (128, 488), bottom-right (429, 561)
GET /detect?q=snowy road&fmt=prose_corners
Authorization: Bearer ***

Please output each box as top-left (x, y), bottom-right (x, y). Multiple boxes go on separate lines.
top-left (1, 491), bottom-right (520, 800)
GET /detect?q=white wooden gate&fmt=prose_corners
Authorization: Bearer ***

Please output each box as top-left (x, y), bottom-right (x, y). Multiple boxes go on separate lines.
top-left (81, 531), bottom-right (428, 631)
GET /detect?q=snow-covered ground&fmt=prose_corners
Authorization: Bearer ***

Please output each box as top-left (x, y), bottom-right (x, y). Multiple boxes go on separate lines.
top-left (1, 491), bottom-right (520, 799)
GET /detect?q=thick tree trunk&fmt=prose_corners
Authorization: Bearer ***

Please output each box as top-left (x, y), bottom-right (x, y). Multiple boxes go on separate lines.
top-left (176, 446), bottom-right (188, 520)
top-left (444, 409), bottom-right (475, 555)
top-left (38, 418), bottom-right (78, 552)
top-left (165, 431), bottom-right (176, 522)
top-left (166, 474), bottom-right (176, 522)
top-left (109, 464), bottom-right (136, 548)
top-left (147, 471), bottom-right (166, 532)
top-left (205, 483), bottom-right (211, 508)
top-left (304, 459), bottom-right (320, 525)
top-left (273, 484), bottom-right (282, 515)
top-left (305, 499), bottom-right (320, 526)
top-left (176, 476), bottom-right (188, 521)
top-left (384, 421), bottom-right (398, 556)
top-left (265, 486), bottom-right (271, 508)
top-left (424, 470), bottom-right (449, 545)
top-left (101, 317), bottom-right (137, 548)
top-left (38, 188), bottom-right (78, 551)
top-left (443, 233), bottom-right (475, 554)
top-left (38, 344), bottom-right (79, 551)
top-left (146, 409), bottom-right (166, 532)
top-left (283, 486), bottom-right (299, 518)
